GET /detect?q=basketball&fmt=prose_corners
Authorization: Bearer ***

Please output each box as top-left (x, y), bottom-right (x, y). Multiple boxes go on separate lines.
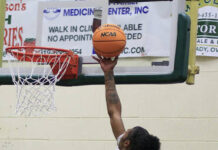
top-left (92, 24), bottom-right (126, 58)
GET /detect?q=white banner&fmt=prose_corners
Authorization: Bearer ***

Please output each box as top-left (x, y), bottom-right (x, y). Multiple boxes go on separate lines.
top-left (108, 2), bottom-right (173, 57)
top-left (3, 0), bottom-right (177, 60)
top-left (3, 0), bottom-right (38, 60)
top-left (39, 2), bottom-right (174, 57)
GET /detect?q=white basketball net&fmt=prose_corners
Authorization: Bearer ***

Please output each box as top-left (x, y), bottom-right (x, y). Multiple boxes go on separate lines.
top-left (6, 47), bottom-right (74, 116)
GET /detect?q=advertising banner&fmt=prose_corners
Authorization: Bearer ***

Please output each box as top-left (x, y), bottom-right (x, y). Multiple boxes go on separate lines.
top-left (196, 0), bottom-right (218, 56)
top-left (3, 0), bottom-right (176, 60)
top-left (3, 0), bottom-right (38, 60)
top-left (39, 2), bottom-right (174, 57)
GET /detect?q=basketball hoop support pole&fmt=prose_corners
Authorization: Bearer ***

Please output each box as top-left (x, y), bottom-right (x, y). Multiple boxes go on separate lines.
top-left (185, 0), bottom-right (200, 85)
top-left (0, 0), bottom-right (6, 67)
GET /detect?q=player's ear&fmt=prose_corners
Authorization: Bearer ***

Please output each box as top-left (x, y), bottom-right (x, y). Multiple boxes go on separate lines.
top-left (123, 139), bottom-right (130, 148)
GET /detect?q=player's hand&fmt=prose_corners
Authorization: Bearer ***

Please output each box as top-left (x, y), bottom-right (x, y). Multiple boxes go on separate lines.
top-left (92, 55), bottom-right (118, 73)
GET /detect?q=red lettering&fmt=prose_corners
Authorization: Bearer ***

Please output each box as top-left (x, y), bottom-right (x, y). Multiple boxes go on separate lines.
top-left (4, 29), bottom-right (8, 45)
top-left (18, 27), bottom-right (23, 45)
top-left (9, 4), bottom-right (14, 11)
top-left (14, 3), bottom-right (20, 11)
top-left (8, 28), bottom-right (12, 46)
top-left (21, 3), bottom-right (26, 11)
top-left (5, 4), bottom-right (8, 11)
top-left (12, 28), bottom-right (18, 46)
top-left (4, 27), bottom-right (23, 47)
top-left (6, 1), bottom-right (27, 12)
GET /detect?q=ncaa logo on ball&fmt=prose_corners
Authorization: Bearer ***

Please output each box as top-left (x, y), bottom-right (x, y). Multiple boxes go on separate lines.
top-left (101, 32), bottom-right (117, 37)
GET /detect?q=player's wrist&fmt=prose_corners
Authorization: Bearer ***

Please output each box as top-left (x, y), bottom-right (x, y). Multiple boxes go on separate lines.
top-left (104, 70), bottom-right (114, 74)
top-left (104, 70), bottom-right (115, 78)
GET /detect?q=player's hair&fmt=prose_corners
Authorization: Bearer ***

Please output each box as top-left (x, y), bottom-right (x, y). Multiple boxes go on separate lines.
top-left (127, 126), bottom-right (161, 150)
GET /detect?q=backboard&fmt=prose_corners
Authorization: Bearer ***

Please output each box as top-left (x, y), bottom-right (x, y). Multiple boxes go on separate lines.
top-left (0, 0), bottom-right (190, 85)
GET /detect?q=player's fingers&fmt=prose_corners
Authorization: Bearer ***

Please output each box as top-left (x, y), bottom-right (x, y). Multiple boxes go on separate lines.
top-left (92, 56), bottom-right (100, 63)
top-left (113, 56), bottom-right (118, 62)
top-left (96, 54), bottom-right (102, 60)
top-left (104, 57), bottom-right (111, 61)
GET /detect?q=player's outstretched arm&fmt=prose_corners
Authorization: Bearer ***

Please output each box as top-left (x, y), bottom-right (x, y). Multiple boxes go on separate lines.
top-left (93, 56), bottom-right (125, 139)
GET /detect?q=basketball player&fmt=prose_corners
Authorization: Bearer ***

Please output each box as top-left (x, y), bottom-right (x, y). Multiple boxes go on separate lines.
top-left (93, 55), bottom-right (161, 150)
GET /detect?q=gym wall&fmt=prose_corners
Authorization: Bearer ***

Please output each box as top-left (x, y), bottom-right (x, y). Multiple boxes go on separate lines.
top-left (0, 57), bottom-right (217, 150)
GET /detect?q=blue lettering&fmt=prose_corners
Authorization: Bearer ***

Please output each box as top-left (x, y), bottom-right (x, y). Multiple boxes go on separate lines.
top-left (135, 6), bottom-right (149, 14)
top-left (108, 7), bottom-right (131, 15)
top-left (63, 8), bottom-right (94, 16)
